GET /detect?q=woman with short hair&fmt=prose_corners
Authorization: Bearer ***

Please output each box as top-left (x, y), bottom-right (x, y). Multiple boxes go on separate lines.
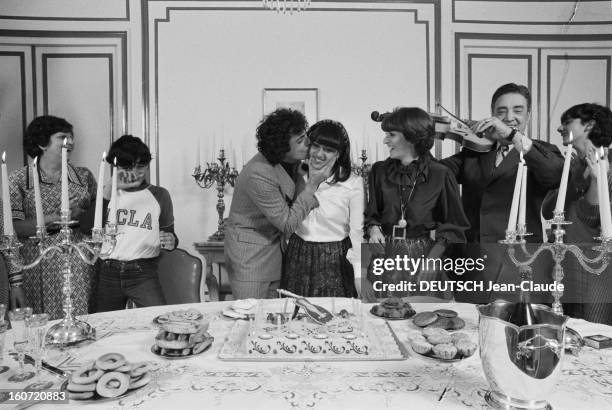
top-left (10, 115), bottom-right (97, 318)
top-left (364, 107), bottom-right (470, 300)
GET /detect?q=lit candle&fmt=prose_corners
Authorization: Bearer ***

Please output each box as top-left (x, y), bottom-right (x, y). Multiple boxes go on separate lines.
top-left (32, 157), bottom-right (45, 228)
top-left (108, 158), bottom-right (118, 226)
top-left (507, 158), bottom-right (524, 232)
top-left (93, 152), bottom-right (106, 229)
top-left (518, 152), bottom-right (527, 229)
top-left (555, 131), bottom-right (573, 214)
top-left (61, 138), bottom-right (69, 213)
top-left (598, 147), bottom-right (612, 238)
top-left (1, 152), bottom-right (15, 236)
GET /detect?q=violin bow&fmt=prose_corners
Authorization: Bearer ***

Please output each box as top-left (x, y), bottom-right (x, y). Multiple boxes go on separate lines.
top-left (436, 103), bottom-right (472, 128)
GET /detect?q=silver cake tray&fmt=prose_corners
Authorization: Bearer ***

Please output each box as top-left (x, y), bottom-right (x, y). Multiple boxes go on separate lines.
top-left (218, 319), bottom-right (409, 362)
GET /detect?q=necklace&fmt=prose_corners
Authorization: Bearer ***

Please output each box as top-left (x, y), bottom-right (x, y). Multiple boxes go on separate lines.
top-left (392, 178), bottom-right (418, 240)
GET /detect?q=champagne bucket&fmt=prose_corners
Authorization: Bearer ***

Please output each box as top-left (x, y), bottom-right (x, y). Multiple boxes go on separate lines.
top-left (477, 301), bottom-right (568, 410)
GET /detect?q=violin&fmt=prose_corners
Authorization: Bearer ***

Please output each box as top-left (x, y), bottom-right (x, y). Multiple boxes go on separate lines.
top-left (430, 113), bottom-right (495, 153)
top-left (370, 109), bottom-right (495, 153)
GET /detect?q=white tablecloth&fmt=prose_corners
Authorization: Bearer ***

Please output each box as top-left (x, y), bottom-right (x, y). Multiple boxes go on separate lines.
top-left (4, 299), bottom-right (612, 409)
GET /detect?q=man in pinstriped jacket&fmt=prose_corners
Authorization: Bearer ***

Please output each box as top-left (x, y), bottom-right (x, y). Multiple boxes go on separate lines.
top-left (225, 109), bottom-right (333, 299)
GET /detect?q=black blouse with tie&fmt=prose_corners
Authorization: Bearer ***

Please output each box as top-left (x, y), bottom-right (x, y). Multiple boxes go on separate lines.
top-left (364, 153), bottom-right (469, 245)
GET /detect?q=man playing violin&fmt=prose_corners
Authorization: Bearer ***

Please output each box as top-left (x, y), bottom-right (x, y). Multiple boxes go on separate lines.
top-left (440, 83), bottom-right (564, 302)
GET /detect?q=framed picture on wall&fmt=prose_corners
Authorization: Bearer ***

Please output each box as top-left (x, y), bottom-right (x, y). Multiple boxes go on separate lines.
top-left (262, 88), bottom-right (318, 123)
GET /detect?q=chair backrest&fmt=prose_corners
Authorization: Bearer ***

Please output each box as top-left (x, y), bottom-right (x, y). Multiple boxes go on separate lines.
top-left (158, 248), bottom-right (202, 304)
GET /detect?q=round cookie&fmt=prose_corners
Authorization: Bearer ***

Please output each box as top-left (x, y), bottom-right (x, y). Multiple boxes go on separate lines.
top-left (129, 373), bottom-right (151, 390)
top-left (129, 362), bottom-right (152, 378)
top-left (432, 343), bottom-right (458, 360)
top-left (426, 317), bottom-right (451, 330)
top-left (448, 317), bottom-right (466, 330)
top-left (95, 353), bottom-right (126, 371)
top-left (96, 372), bottom-right (130, 398)
top-left (450, 332), bottom-right (471, 344)
top-left (71, 362), bottom-right (104, 384)
top-left (67, 382), bottom-right (96, 393)
top-left (413, 312), bottom-right (438, 327)
top-left (422, 327), bottom-right (447, 338)
top-left (433, 309), bottom-right (458, 318)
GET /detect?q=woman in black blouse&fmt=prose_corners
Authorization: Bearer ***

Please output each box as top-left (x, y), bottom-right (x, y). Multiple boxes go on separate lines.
top-left (364, 107), bottom-right (470, 300)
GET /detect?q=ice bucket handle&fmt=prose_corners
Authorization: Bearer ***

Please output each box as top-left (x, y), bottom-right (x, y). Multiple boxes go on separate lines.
top-left (516, 334), bottom-right (563, 360)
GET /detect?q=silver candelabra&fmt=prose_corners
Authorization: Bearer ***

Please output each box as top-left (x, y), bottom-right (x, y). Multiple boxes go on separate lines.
top-left (193, 149), bottom-right (239, 242)
top-left (351, 149), bottom-right (371, 202)
top-left (500, 210), bottom-right (612, 315)
top-left (1, 211), bottom-right (118, 345)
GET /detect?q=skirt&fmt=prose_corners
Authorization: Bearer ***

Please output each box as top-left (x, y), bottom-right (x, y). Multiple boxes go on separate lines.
top-left (366, 237), bottom-right (449, 300)
top-left (282, 234), bottom-right (356, 298)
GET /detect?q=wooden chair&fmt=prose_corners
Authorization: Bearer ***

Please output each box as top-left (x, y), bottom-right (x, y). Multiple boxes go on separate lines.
top-left (158, 248), bottom-right (202, 304)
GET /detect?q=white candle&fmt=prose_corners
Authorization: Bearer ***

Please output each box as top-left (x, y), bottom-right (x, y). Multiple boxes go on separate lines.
top-left (108, 158), bottom-right (118, 226)
top-left (32, 157), bottom-right (45, 228)
top-left (61, 138), bottom-right (69, 212)
top-left (555, 131), bottom-right (573, 213)
top-left (507, 158), bottom-right (524, 232)
top-left (518, 153), bottom-right (527, 229)
top-left (598, 148), bottom-right (612, 238)
top-left (93, 152), bottom-right (106, 229)
top-left (1, 152), bottom-right (14, 236)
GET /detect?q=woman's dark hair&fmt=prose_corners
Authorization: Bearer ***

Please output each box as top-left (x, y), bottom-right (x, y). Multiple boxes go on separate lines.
top-left (256, 108), bottom-right (308, 165)
top-left (106, 135), bottom-right (152, 167)
top-left (24, 115), bottom-right (73, 158)
top-left (561, 103), bottom-right (612, 148)
top-left (307, 120), bottom-right (351, 183)
top-left (491, 83), bottom-right (531, 112)
top-left (381, 107), bottom-right (435, 156)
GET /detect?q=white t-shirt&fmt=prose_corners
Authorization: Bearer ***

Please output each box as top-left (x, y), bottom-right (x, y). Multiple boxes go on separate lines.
top-left (102, 184), bottom-right (174, 261)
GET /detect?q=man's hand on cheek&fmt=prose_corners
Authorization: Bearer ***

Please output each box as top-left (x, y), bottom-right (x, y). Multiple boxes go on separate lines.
top-left (117, 169), bottom-right (144, 189)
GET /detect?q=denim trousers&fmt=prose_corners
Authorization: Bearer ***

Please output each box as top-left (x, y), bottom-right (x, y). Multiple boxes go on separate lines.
top-left (96, 257), bottom-right (166, 312)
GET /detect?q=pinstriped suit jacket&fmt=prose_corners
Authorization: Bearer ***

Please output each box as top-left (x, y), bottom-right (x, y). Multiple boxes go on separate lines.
top-left (224, 153), bottom-right (319, 282)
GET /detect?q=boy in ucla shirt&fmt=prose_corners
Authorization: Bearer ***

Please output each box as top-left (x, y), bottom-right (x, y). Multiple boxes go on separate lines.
top-left (95, 135), bottom-right (178, 312)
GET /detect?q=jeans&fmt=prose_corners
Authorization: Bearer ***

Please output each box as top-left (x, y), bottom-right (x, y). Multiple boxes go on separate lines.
top-left (96, 258), bottom-right (166, 312)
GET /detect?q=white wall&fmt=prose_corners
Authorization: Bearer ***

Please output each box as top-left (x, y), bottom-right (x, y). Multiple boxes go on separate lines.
top-left (0, 0), bottom-right (611, 300)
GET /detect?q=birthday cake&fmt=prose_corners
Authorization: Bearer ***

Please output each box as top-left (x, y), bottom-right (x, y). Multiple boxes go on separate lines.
top-left (246, 316), bottom-right (370, 357)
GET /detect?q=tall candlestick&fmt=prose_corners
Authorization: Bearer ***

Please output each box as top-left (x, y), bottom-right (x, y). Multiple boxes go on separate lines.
top-left (61, 138), bottom-right (69, 212)
top-left (32, 157), bottom-right (45, 228)
top-left (1, 152), bottom-right (14, 236)
top-left (518, 154), bottom-right (527, 229)
top-left (93, 152), bottom-right (106, 229)
top-left (598, 148), bottom-right (612, 237)
top-left (507, 159), bottom-right (524, 232)
top-left (555, 131), bottom-right (573, 213)
top-left (108, 158), bottom-right (118, 226)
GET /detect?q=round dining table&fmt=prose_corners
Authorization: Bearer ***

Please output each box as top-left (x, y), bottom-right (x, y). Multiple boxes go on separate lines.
top-left (2, 299), bottom-right (611, 409)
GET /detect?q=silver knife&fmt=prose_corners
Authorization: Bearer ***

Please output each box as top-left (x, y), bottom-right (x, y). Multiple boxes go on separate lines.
top-left (8, 353), bottom-right (69, 378)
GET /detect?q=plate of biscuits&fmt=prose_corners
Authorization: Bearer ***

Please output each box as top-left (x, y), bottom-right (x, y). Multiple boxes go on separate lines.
top-left (151, 319), bottom-right (214, 359)
top-left (409, 328), bottom-right (477, 363)
top-left (370, 297), bottom-right (416, 320)
top-left (153, 308), bottom-right (203, 325)
top-left (67, 353), bottom-right (153, 401)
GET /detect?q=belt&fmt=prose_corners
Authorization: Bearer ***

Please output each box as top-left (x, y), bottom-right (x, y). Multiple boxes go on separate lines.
top-left (102, 257), bottom-right (157, 270)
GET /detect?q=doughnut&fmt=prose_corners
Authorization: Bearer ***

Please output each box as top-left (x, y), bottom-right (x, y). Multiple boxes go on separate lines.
top-left (161, 321), bottom-right (202, 335)
top-left (95, 353), bottom-right (127, 371)
top-left (67, 382), bottom-right (96, 392)
top-left (68, 391), bottom-right (95, 400)
top-left (129, 373), bottom-right (151, 389)
top-left (129, 362), bottom-right (151, 378)
top-left (96, 372), bottom-right (130, 398)
top-left (71, 362), bottom-right (104, 384)
top-left (116, 363), bottom-right (132, 372)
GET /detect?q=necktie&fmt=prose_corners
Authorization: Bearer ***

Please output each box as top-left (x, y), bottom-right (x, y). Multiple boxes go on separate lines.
top-left (495, 145), bottom-right (510, 168)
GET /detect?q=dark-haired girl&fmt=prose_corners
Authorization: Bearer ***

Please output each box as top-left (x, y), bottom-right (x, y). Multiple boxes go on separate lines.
top-left (9, 115), bottom-right (96, 318)
top-left (543, 103), bottom-right (612, 324)
top-left (364, 107), bottom-right (469, 300)
top-left (282, 120), bottom-right (363, 297)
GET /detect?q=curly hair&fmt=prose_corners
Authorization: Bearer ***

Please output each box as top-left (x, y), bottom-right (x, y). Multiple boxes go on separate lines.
top-left (256, 108), bottom-right (308, 165)
top-left (561, 103), bottom-right (612, 148)
top-left (24, 115), bottom-right (73, 159)
top-left (491, 83), bottom-right (531, 112)
top-left (381, 107), bottom-right (435, 156)
top-left (307, 119), bottom-right (351, 183)
top-left (106, 134), bottom-right (152, 167)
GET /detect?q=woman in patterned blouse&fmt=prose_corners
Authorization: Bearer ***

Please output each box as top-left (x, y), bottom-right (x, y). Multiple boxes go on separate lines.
top-left (9, 115), bottom-right (97, 319)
